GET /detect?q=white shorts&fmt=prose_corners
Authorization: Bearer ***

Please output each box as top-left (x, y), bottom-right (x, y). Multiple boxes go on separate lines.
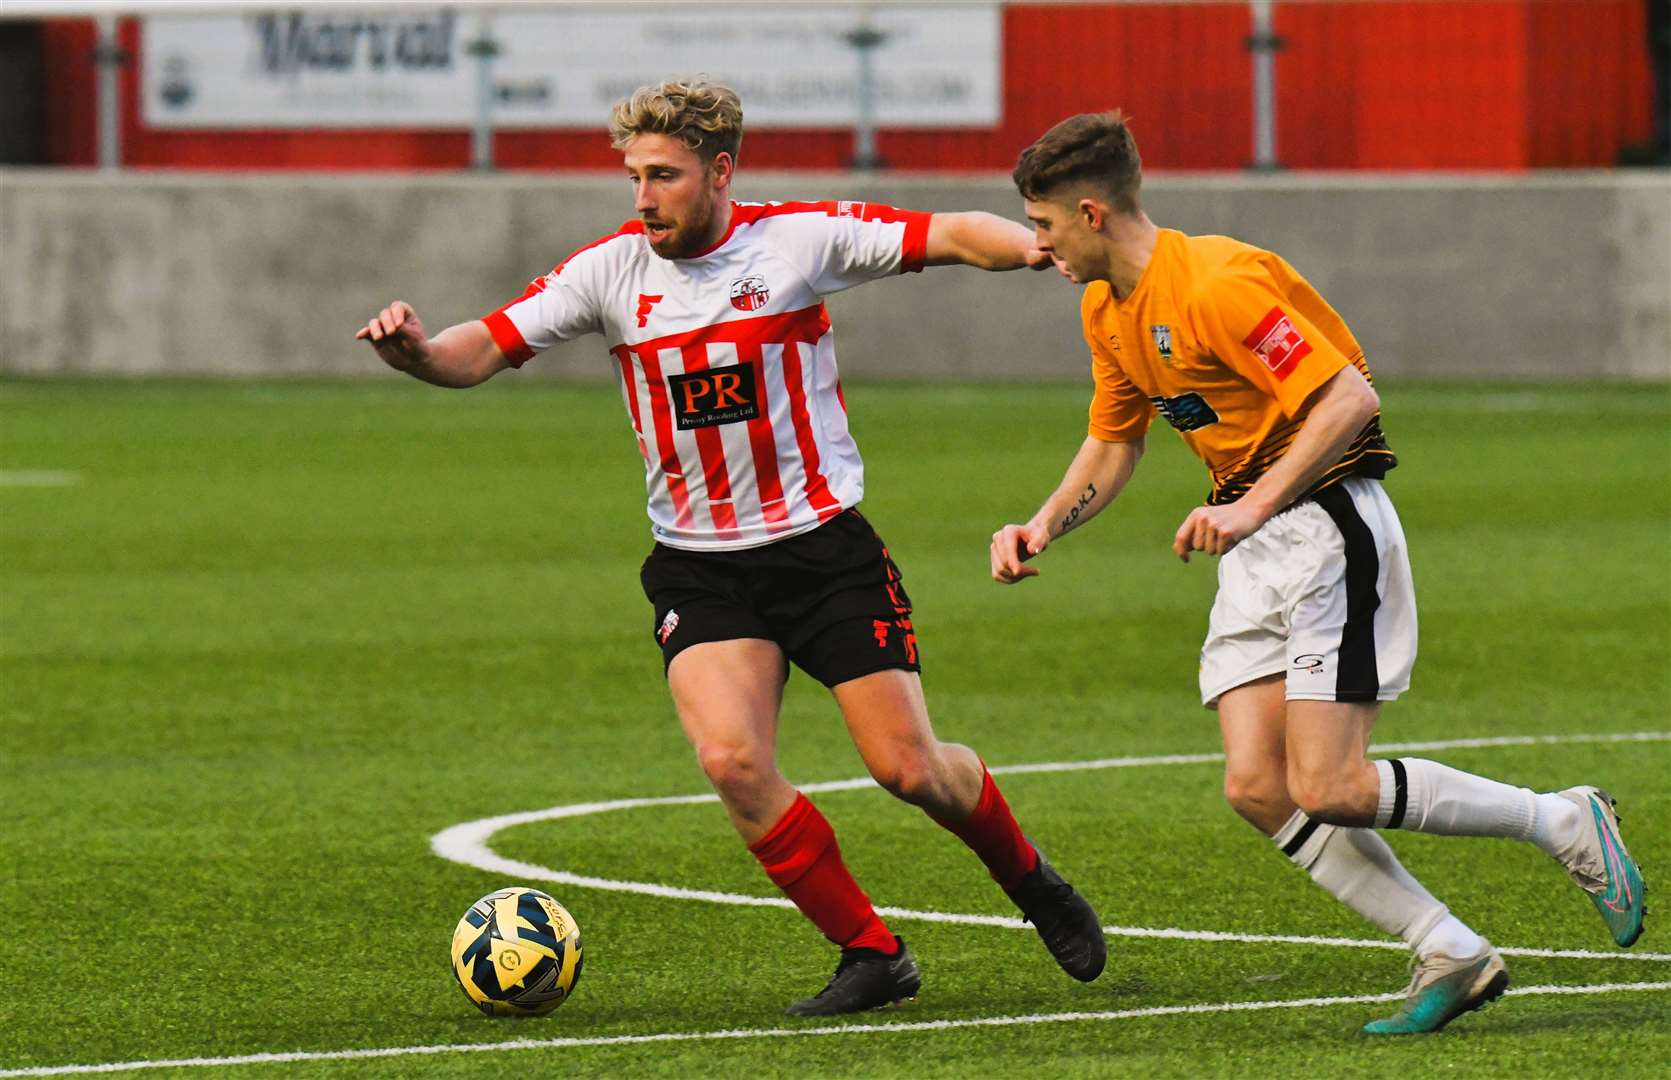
top-left (1199, 476), bottom-right (1417, 708)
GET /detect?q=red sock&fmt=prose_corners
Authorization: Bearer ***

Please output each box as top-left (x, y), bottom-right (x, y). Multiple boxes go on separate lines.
top-left (749, 793), bottom-right (897, 954)
top-left (932, 768), bottom-right (1039, 890)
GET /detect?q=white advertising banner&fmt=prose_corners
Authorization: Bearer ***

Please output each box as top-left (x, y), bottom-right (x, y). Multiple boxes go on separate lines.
top-left (141, 6), bottom-right (1001, 129)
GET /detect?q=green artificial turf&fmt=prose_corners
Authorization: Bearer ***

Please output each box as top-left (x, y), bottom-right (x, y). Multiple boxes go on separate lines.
top-left (2, 378), bottom-right (1666, 1078)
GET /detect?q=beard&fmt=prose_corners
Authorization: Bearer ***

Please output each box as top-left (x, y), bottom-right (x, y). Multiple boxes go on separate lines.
top-left (644, 196), bottom-right (720, 260)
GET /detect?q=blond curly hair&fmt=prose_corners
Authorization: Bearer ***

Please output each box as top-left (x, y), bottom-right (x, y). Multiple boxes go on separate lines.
top-left (609, 78), bottom-right (744, 165)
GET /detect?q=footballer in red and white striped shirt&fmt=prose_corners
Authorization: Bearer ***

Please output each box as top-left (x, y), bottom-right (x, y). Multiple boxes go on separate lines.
top-left (357, 78), bottom-right (1107, 1015)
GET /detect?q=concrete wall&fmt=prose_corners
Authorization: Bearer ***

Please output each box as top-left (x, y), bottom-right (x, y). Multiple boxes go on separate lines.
top-left (2, 169), bottom-right (1667, 380)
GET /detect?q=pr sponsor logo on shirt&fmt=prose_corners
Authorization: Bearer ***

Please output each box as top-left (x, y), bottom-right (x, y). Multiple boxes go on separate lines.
top-left (1243, 306), bottom-right (1312, 379)
top-left (668, 362), bottom-right (761, 430)
top-left (729, 275), bottom-right (770, 312)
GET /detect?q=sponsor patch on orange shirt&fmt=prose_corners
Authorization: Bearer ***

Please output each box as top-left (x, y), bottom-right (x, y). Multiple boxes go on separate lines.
top-left (1243, 306), bottom-right (1312, 380)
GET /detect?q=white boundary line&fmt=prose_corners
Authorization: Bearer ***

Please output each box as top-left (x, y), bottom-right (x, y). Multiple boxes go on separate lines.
top-left (5, 981), bottom-right (1667, 1078)
top-left (0, 470), bottom-right (81, 487)
top-left (432, 731), bottom-right (1671, 963)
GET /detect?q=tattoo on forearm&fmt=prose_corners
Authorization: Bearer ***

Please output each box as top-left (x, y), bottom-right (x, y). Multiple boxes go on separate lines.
top-left (1059, 483), bottom-right (1097, 534)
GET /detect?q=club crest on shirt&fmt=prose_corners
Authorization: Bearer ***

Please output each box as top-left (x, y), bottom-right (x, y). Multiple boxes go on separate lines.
top-left (729, 275), bottom-right (770, 312)
top-left (1150, 324), bottom-right (1173, 363)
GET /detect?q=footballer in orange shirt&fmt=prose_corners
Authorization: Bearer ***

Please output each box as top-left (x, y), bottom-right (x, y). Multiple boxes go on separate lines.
top-left (990, 111), bottom-right (1646, 1035)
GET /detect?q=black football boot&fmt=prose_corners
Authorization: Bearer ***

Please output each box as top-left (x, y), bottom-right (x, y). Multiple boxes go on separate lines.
top-left (784, 937), bottom-right (922, 1016)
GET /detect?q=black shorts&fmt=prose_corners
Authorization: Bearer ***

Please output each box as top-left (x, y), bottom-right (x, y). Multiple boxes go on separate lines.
top-left (639, 508), bottom-right (920, 688)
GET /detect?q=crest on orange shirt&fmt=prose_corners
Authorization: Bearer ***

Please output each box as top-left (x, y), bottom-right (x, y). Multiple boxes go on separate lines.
top-left (1150, 324), bottom-right (1173, 363)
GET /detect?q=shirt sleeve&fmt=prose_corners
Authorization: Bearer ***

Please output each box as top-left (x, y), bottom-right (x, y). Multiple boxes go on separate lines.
top-left (479, 240), bottom-right (611, 367)
top-left (769, 201), bottom-right (932, 295)
top-left (1185, 264), bottom-right (1349, 417)
top-left (1083, 293), bottom-right (1153, 443)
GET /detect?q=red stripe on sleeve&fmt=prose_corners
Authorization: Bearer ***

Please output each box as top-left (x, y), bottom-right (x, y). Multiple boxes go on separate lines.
top-left (898, 212), bottom-right (930, 274)
top-left (478, 222), bottom-right (643, 367)
top-left (482, 310), bottom-right (533, 368)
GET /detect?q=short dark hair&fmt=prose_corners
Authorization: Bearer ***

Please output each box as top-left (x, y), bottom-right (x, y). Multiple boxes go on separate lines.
top-left (1012, 110), bottom-right (1142, 214)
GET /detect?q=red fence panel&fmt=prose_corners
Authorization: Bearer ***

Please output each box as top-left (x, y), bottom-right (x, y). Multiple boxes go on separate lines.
top-left (32, 1), bottom-right (1657, 171)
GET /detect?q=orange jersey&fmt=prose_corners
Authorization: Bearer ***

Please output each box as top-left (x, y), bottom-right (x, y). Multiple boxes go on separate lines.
top-left (1082, 228), bottom-right (1394, 505)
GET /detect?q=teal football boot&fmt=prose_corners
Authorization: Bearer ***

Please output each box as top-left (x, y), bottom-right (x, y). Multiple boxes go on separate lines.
top-left (1556, 787), bottom-right (1647, 948)
top-left (1362, 944), bottom-right (1508, 1035)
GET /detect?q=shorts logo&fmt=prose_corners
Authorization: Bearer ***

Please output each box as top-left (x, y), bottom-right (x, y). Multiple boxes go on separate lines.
top-left (1294, 653), bottom-right (1326, 675)
top-left (1148, 392), bottom-right (1219, 433)
top-left (635, 293), bottom-right (664, 328)
top-left (1243, 306), bottom-right (1312, 380)
top-left (871, 617), bottom-right (918, 664)
top-left (657, 609), bottom-right (680, 645)
top-left (1150, 323), bottom-right (1173, 363)
top-left (836, 200), bottom-right (866, 219)
top-left (668, 363), bottom-right (761, 429)
top-left (729, 275), bottom-right (770, 312)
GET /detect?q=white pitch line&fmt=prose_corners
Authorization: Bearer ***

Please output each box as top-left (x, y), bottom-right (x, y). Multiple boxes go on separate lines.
top-left (0, 470), bottom-right (81, 487)
top-left (985, 731), bottom-right (1671, 778)
top-left (431, 730), bottom-right (1671, 963)
top-left (4, 981), bottom-right (1666, 1078)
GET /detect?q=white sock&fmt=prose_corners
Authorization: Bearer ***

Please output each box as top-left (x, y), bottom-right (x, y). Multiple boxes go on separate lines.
top-left (1529, 791), bottom-right (1585, 861)
top-left (1374, 758), bottom-right (1541, 841)
top-left (1414, 914), bottom-right (1488, 961)
top-left (1274, 810), bottom-right (1455, 951)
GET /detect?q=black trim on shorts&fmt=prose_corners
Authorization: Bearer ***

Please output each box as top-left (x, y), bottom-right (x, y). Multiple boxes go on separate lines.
top-left (1312, 485), bottom-right (1381, 702)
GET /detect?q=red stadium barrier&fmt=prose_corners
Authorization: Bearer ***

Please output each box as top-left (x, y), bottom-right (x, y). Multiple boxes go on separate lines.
top-left (32, 1), bottom-right (1656, 171)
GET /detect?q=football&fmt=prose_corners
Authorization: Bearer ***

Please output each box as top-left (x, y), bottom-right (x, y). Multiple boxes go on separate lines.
top-left (450, 887), bottom-right (584, 1016)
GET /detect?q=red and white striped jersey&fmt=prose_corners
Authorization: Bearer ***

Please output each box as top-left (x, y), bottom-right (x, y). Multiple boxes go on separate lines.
top-left (481, 200), bottom-right (931, 551)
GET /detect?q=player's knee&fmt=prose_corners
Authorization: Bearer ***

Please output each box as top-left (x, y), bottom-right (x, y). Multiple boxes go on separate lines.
top-left (868, 749), bottom-right (940, 807)
top-left (1223, 768), bottom-right (1286, 820)
top-left (694, 741), bottom-right (769, 796)
top-left (1286, 767), bottom-right (1369, 824)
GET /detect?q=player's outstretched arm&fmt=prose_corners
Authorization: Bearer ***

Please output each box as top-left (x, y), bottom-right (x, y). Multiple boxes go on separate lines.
top-left (924, 211), bottom-right (1055, 271)
top-left (355, 301), bottom-right (511, 388)
top-left (991, 435), bottom-right (1145, 583)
